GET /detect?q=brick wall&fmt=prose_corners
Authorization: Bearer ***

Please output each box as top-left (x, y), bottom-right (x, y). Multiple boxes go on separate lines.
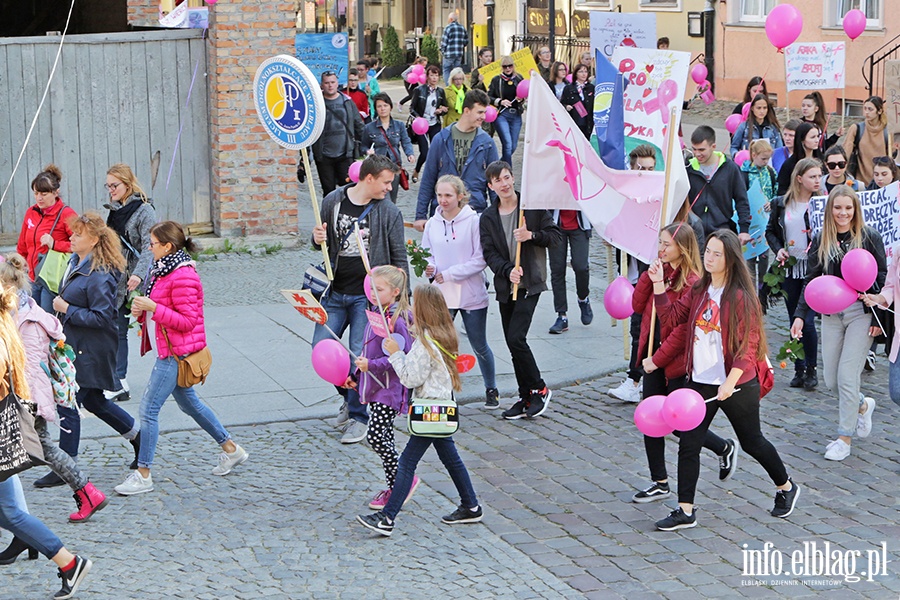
top-left (208, 2), bottom-right (299, 236)
top-left (127, 0), bottom-right (159, 28)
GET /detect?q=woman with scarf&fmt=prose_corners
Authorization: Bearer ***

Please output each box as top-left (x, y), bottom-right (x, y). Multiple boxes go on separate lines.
top-left (561, 64), bottom-right (596, 140)
top-left (409, 65), bottom-right (449, 183)
top-left (115, 221), bottom-right (247, 496)
top-left (489, 58), bottom-right (526, 165)
top-left (443, 67), bottom-right (469, 128)
top-left (104, 164), bottom-right (157, 403)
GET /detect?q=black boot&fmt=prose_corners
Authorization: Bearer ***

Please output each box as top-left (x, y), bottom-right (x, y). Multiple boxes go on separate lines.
top-left (33, 470), bottom-right (66, 488)
top-left (0, 537), bottom-right (38, 565)
top-left (789, 369), bottom-right (805, 388)
top-left (803, 367), bottom-right (818, 390)
top-left (129, 435), bottom-right (141, 470)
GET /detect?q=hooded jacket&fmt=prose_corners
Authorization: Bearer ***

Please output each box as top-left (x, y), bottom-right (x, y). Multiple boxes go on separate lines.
top-left (357, 305), bottom-right (412, 412)
top-left (687, 152), bottom-right (751, 237)
top-left (17, 294), bottom-right (65, 422)
top-left (422, 205), bottom-right (488, 311)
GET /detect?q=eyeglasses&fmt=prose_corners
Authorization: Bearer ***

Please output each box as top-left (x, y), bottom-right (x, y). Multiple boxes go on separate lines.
top-left (826, 161), bottom-right (846, 170)
top-left (148, 241), bottom-right (164, 248)
top-left (105, 182), bottom-right (122, 191)
top-left (502, 64), bottom-right (514, 68)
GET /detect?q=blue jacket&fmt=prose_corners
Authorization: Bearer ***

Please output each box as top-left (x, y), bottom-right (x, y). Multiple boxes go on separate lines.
top-left (58, 254), bottom-right (120, 390)
top-left (416, 126), bottom-right (499, 219)
top-left (730, 120), bottom-right (783, 156)
top-left (364, 119), bottom-right (414, 166)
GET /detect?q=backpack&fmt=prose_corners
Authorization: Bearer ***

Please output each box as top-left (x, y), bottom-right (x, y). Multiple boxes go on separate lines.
top-left (39, 340), bottom-right (79, 410)
top-left (847, 121), bottom-right (890, 179)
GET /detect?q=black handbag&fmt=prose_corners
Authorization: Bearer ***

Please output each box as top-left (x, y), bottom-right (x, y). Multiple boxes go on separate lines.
top-left (0, 369), bottom-right (47, 483)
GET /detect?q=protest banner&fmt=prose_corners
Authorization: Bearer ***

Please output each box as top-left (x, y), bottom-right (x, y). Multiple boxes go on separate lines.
top-left (610, 47), bottom-right (690, 169)
top-left (478, 48), bottom-right (540, 87)
top-left (732, 182), bottom-right (770, 259)
top-left (590, 12), bottom-right (656, 60)
top-left (784, 42), bottom-right (845, 91)
top-left (295, 33), bottom-right (350, 87)
top-left (884, 60), bottom-right (900, 133)
top-left (808, 181), bottom-right (900, 264)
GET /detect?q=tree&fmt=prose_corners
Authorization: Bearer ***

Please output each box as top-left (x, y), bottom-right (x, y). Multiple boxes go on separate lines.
top-left (382, 26), bottom-right (403, 67)
top-left (421, 33), bottom-right (440, 69)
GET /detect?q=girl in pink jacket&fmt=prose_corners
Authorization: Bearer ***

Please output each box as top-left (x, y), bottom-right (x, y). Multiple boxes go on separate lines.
top-left (114, 221), bottom-right (248, 496)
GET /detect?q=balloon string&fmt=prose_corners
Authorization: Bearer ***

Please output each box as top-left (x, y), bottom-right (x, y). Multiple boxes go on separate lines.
top-left (166, 56), bottom-right (202, 191)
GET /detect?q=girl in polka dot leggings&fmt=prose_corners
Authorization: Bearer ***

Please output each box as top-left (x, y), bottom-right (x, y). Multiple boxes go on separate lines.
top-left (353, 266), bottom-right (415, 511)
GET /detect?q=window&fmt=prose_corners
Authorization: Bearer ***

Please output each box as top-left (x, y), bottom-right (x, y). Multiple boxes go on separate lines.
top-left (739, 0), bottom-right (775, 22)
top-left (574, 0), bottom-right (611, 8)
top-left (639, 0), bottom-right (681, 10)
top-left (836, 0), bottom-right (881, 28)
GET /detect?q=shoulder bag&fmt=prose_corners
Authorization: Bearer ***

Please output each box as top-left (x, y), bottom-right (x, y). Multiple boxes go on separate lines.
top-left (34, 208), bottom-right (73, 294)
top-left (303, 203), bottom-right (375, 299)
top-left (380, 126), bottom-right (409, 190)
top-left (162, 328), bottom-right (212, 388)
top-left (0, 367), bottom-right (47, 482)
top-left (407, 395), bottom-right (459, 438)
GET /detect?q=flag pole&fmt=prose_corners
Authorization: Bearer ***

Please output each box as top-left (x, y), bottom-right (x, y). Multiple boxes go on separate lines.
top-left (512, 212), bottom-right (525, 301)
top-left (621, 250), bottom-right (628, 360)
top-left (647, 106), bottom-right (680, 361)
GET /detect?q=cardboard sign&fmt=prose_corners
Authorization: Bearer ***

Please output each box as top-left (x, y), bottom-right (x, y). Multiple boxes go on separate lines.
top-left (280, 289), bottom-right (327, 325)
top-left (784, 42), bottom-right (845, 91)
top-left (590, 12), bottom-right (656, 60)
top-left (366, 310), bottom-right (389, 338)
top-left (884, 60), bottom-right (900, 133)
top-left (732, 182), bottom-right (770, 260)
top-left (295, 33), bottom-right (351, 87)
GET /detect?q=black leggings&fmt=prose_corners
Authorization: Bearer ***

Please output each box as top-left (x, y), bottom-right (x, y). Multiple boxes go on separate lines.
top-left (366, 402), bottom-right (400, 488)
top-left (677, 378), bottom-right (789, 504)
top-left (642, 372), bottom-right (728, 482)
top-left (414, 123), bottom-right (442, 173)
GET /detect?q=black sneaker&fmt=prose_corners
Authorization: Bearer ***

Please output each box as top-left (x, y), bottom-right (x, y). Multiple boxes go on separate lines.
top-left (803, 367), bottom-right (818, 391)
top-left (864, 351), bottom-right (876, 372)
top-left (789, 370), bottom-right (804, 388)
top-left (525, 387), bottom-right (552, 418)
top-left (718, 439), bottom-right (740, 482)
top-left (655, 507), bottom-right (697, 531)
top-left (771, 479), bottom-right (800, 518)
top-left (356, 511), bottom-right (394, 537)
top-left (502, 399), bottom-right (529, 420)
top-left (578, 298), bottom-right (593, 325)
top-left (484, 388), bottom-right (500, 410)
top-left (442, 504), bottom-right (484, 524)
top-left (34, 471), bottom-right (66, 488)
top-left (548, 315), bottom-right (568, 334)
top-left (632, 481), bottom-right (670, 503)
top-left (55, 555), bottom-right (92, 599)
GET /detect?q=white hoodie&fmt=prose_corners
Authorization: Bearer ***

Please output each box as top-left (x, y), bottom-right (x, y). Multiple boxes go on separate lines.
top-left (422, 204), bottom-right (488, 310)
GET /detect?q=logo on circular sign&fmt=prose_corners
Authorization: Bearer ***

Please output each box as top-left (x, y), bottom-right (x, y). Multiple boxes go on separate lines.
top-left (254, 55), bottom-right (325, 150)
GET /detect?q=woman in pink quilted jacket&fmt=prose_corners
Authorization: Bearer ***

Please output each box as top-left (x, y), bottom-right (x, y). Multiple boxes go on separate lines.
top-left (114, 221), bottom-right (248, 496)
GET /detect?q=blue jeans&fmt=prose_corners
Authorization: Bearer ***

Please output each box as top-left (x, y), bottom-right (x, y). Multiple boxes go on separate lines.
top-left (890, 354), bottom-right (900, 407)
top-left (494, 109), bottom-right (523, 166)
top-left (138, 357), bottom-right (231, 469)
top-left (114, 306), bottom-right (130, 385)
top-left (313, 290), bottom-right (369, 424)
top-left (450, 308), bottom-right (496, 389)
top-left (79, 387), bottom-right (137, 440)
top-left (0, 476), bottom-right (63, 559)
top-left (442, 55), bottom-right (463, 85)
top-left (30, 279), bottom-right (56, 313)
top-left (382, 435), bottom-right (478, 521)
top-left (782, 277), bottom-right (818, 372)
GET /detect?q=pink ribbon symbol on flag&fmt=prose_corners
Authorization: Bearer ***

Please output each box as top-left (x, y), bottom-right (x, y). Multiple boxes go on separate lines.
top-left (642, 79), bottom-right (679, 124)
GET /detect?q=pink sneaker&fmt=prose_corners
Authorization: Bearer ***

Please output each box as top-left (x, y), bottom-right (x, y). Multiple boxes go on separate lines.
top-left (403, 475), bottom-right (421, 506)
top-left (368, 489), bottom-right (391, 510)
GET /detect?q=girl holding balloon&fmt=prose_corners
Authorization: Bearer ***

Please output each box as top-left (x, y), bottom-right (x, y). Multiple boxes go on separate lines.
top-left (731, 77), bottom-right (767, 116)
top-left (399, 57), bottom-right (428, 108)
top-left (765, 158), bottom-right (823, 390)
top-left (791, 185), bottom-right (886, 461)
top-left (777, 121), bottom-right (822, 196)
top-left (636, 223), bottom-right (736, 505)
top-left (652, 229), bottom-right (798, 531)
top-left (409, 65), bottom-right (449, 183)
top-left (354, 265), bottom-right (415, 511)
top-left (729, 94), bottom-right (782, 158)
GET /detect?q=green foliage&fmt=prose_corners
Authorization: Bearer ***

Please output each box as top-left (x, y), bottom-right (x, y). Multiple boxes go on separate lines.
top-left (382, 26), bottom-right (403, 67)
top-left (776, 337), bottom-right (805, 363)
top-left (421, 33), bottom-right (440, 68)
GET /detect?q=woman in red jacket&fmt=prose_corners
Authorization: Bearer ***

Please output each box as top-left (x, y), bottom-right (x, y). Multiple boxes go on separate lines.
top-left (650, 229), bottom-right (798, 531)
top-left (114, 221), bottom-right (248, 496)
top-left (15, 164), bottom-right (77, 312)
top-left (634, 223), bottom-right (735, 504)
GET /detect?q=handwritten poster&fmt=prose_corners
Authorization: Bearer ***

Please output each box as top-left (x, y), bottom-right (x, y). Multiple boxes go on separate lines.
top-left (295, 33), bottom-right (350, 86)
top-left (784, 42), bottom-right (845, 91)
top-left (884, 60), bottom-right (900, 133)
top-left (590, 12), bottom-right (656, 60)
top-left (732, 182), bottom-right (770, 259)
top-left (478, 48), bottom-right (541, 86)
top-left (809, 182), bottom-right (900, 264)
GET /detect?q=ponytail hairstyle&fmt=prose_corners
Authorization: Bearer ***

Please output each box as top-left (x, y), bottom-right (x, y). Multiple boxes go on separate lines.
top-left (411, 284), bottom-right (461, 392)
top-left (803, 91), bottom-right (828, 133)
top-left (661, 222), bottom-right (701, 292)
top-left (31, 164), bottom-right (62, 194)
top-left (371, 265), bottom-right (411, 324)
top-left (106, 163), bottom-right (149, 204)
top-left (149, 220), bottom-right (198, 255)
top-left (67, 212), bottom-right (127, 273)
top-left (865, 96), bottom-right (888, 128)
top-left (0, 253), bottom-right (31, 294)
top-left (696, 229), bottom-right (768, 361)
top-left (0, 283), bottom-right (31, 399)
top-left (818, 185), bottom-right (864, 271)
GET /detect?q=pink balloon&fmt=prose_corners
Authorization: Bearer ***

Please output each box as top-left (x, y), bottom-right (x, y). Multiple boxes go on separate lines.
top-left (634, 395), bottom-right (674, 438)
top-left (843, 9), bottom-right (866, 41)
top-left (804, 275), bottom-right (858, 315)
top-left (484, 105), bottom-right (498, 123)
top-left (412, 117), bottom-right (430, 136)
top-left (417, 73), bottom-right (427, 85)
top-left (565, 74), bottom-right (572, 83)
top-left (734, 150), bottom-right (750, 165)
top-left (406, 73), bottom-right (419, 85)
top-left (311, 339), bottom-right (351, 386)
top-left (603, 276), bottom-right (634, 320)
top-left (690, 64), bottom-right (708, 85)
top-left (724, 114), bottom-right (742, 135)
top-left (741, 102), bottom-right (751, 122)
top-left (412, 64), bottom-right (425, 74)
top-left (364, 273), bottom-right (377, 304)
top-left (516, 79), bottom-right (530, 100)
top-left (765, 4), bottom-right (803, 50)
top-left (662, 388), bottom-right (707, 432)
top-left (841, 248), bottom-right (878, 292)
top-left (348, 160), bottom-right (363, 183)
top-left (205, 0), bottom-right (217, 3)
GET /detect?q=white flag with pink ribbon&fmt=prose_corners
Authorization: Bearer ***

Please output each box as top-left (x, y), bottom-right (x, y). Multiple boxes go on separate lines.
top-left (520, 73), bottom-right (689, 264)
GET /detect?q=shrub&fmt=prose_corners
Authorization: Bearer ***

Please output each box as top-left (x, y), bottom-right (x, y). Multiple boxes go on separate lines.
top-left (382, 26), bottom-right (403, 67)
top-left (421, 33), bottom-right (440, 68)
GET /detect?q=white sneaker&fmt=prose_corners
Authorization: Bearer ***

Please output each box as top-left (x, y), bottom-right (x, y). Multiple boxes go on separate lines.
top-left (824, 439), bottom-right (851, 461)
top-left (856, 397), bottom-right (875, 438)
top-left (115, 471), bottom-right (153, 495)
top-left (608, 378), bottom-right (641, 403)
top-left (212, 444), bottom-right (249, 476)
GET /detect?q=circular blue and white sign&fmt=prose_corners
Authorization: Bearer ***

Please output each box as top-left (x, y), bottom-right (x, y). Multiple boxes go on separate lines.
top-left (253, 54), bottom-right (325, 150)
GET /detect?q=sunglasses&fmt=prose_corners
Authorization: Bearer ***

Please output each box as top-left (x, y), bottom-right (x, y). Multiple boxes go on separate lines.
top-left (826, 161), bottom-right (846, 169)
top-left (502, 64), bottom-right (514, 68)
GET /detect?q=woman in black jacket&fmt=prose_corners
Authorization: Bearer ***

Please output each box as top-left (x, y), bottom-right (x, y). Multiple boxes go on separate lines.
top-left (560, 63), bottom-right (595, 140)
top-left (409, 65), bottom-right (448, 182)
top-left (776, 121), bottom-right (823, 196)
top-left (53, 213), bottom-right (141, 470)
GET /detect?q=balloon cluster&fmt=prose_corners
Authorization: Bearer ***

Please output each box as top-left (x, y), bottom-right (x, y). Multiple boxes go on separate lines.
top-left (406, 64), bottom-right (428, 86)
top-left (634, 388), bottom-right (706, 437)
top-left (804, 249), bottom-right (878, 314)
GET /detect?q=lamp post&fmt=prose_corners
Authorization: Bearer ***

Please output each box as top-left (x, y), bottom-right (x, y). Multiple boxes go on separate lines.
top-left (485, 0), bottom-right (495, 52)
top-left (704, 0), bottom-right (715, 93)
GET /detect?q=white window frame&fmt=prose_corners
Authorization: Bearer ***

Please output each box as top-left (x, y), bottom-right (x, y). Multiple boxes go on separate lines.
top-left (833, 0), bottom-right (882, 29)
top-left (574, 0), bottom-right (612, 9)
top-left (737, 0), bottom-right (775, 23)
top-left (638, 0), bottom-right (682, 12)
